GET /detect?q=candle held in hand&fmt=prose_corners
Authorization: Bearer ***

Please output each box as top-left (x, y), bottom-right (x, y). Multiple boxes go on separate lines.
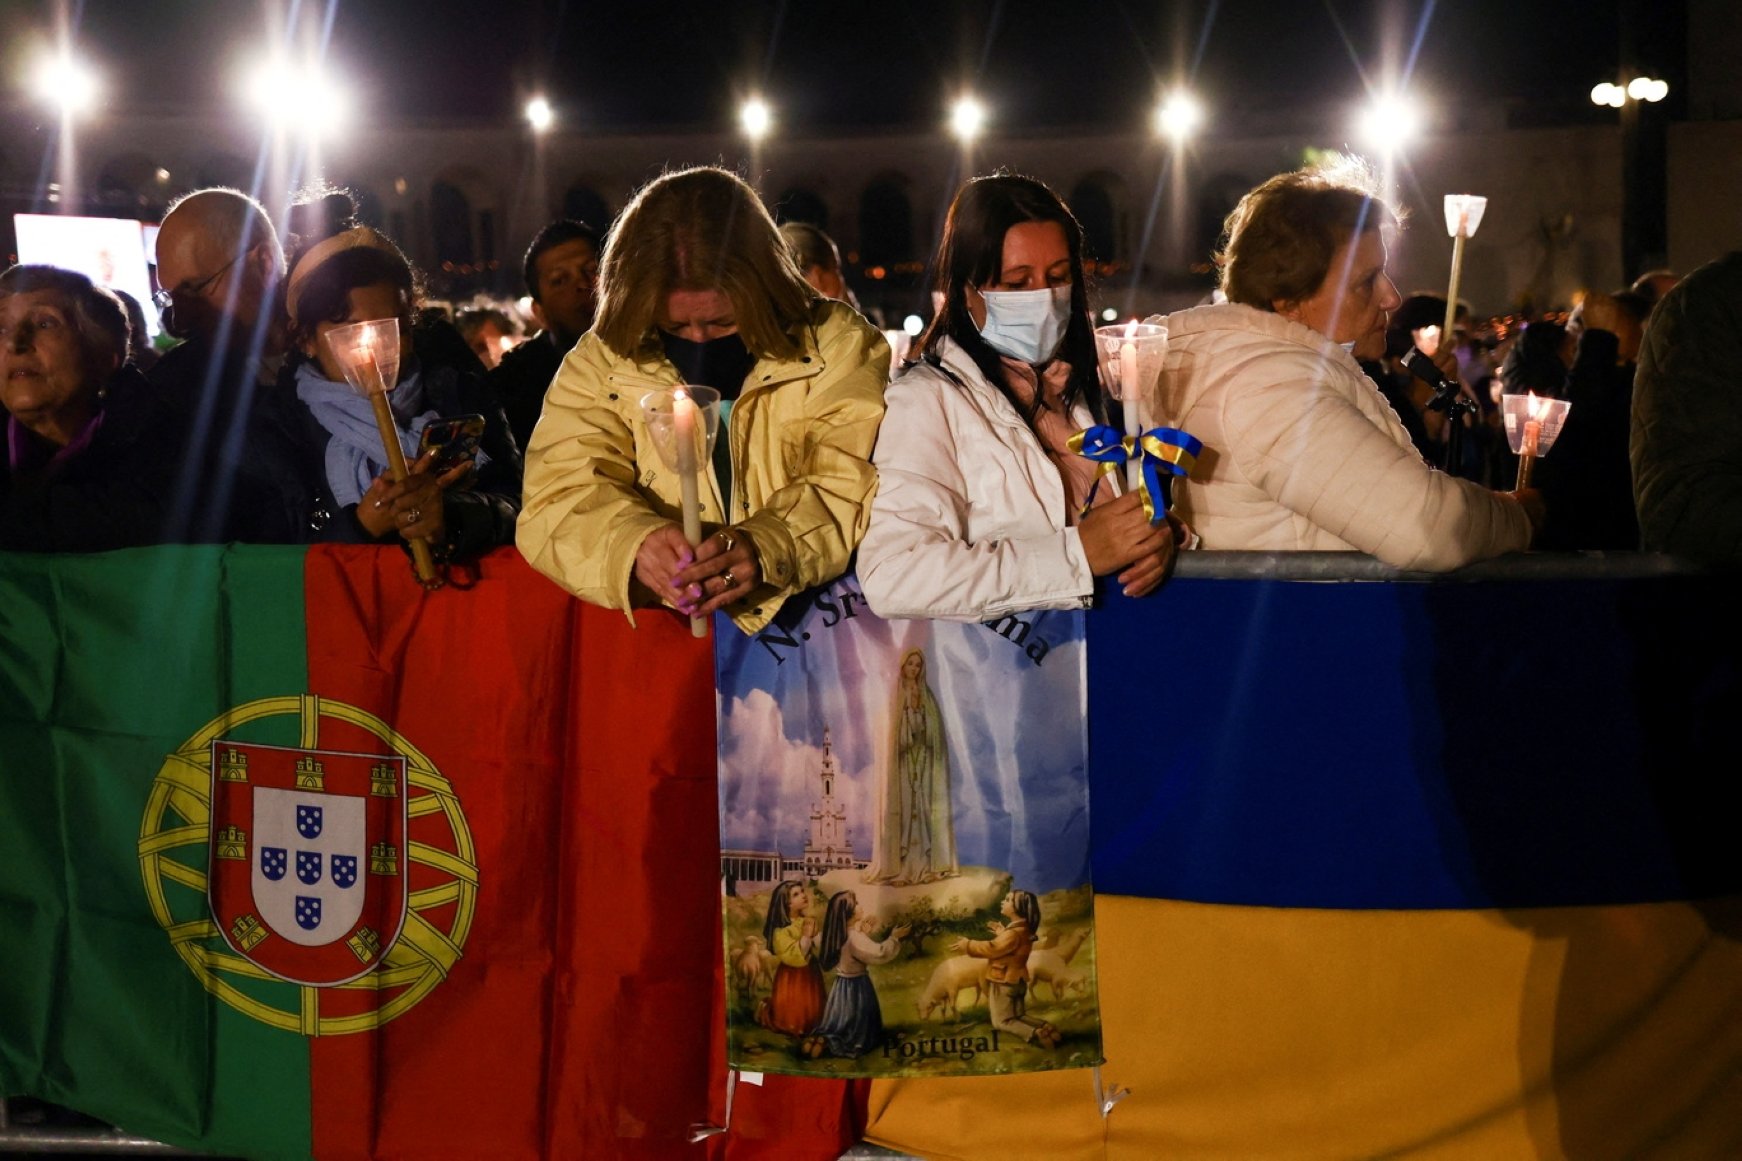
top-left (1120, 321), bottom-right (1141, 491)
top-left (672, 389), bottom-right (707, 638)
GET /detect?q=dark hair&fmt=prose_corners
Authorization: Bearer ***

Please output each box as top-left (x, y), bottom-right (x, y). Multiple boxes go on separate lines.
top-left (1611, 290), bottom-right (1653, 327)
top-left (284, 185), bottom-right (362, 273)
top-left (1499, 321), bottom-right (1570, 397)
top-left (109, 288), bottom-right (152, 363)
top-left (1384, 293), bottom-right (1448, 361)
top-left (1006, 889), bottom-right (1041, 933)
top-left (780, 222), bottom-right (842, 275)
top-left (0, 264), bottom-right (129, 369)
top-left (456, 306), bottom-right (518, 343)
top-left (288, 246), bottom-right (418, 346)
top-left (523, 219), bottom-right (602, 301)
top-left (817, 890), bottom-right (856, 972)
top-left (920, 173), bottom-right (1105, 427)
top-left (763, 879), bottom-right (808, 946)
top-left (1218, 158), bottom-right (1399, 311)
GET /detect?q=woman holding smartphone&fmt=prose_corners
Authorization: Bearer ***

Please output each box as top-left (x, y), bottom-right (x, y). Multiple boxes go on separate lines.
top-left (278, 192), bottom-right (521, 562)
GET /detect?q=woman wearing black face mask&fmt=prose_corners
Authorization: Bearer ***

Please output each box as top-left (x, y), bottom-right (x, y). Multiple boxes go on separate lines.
top-left (518, 166), bottom-right (890, 633)
top-left (859, 173), bottom-right (1180, 622)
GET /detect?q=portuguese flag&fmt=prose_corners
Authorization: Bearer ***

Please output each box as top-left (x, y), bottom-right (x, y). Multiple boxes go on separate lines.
top-left (0, 545), bottom-right (863, 1160)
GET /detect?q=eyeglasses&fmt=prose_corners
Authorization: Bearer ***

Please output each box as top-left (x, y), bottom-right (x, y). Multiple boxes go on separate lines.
top-left (152, 253), bottom-right (242, 311)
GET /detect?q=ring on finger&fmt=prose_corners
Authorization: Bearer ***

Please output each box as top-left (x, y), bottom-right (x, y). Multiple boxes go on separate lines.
top-left (405, 507), bottom-right (422, 524)
top-left (716, 528), bottom-right (736, 552)
top-left (721, 569), bottom-right (737, 589)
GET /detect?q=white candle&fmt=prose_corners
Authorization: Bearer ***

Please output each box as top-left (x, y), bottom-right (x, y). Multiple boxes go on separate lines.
top-left (1120, 321), bottom-right (1141, 492)
top-left (672, 389), bottom-right (707, 637)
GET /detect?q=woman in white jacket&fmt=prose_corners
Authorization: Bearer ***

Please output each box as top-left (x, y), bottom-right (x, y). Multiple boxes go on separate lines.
top-left (859, 175), bottom-right (1176, 621)
top-left (1162, 160), bottom-right (1541, 568)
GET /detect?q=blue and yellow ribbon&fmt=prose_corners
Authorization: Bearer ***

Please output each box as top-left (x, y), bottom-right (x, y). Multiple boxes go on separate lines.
top-left (1068, 423), bottom-right (1203, 522)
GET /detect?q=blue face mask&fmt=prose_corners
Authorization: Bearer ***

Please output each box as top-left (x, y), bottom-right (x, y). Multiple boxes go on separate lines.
top-left (974, 285), bottom-right (1074, 365)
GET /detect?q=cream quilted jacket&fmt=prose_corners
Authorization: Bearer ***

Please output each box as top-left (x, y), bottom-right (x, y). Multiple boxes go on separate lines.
top-left (1161, 303), bottom-right (1530, 570)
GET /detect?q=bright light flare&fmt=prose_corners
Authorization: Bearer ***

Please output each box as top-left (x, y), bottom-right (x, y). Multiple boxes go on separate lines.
top-left (30, 51), bottom-right (101, 116)
top-left (739, 97), bottom-right (772, 141)
top-left (1590, 82), bottom-right (1625, 108)
top-left (525, 95), bottom-right (554, 132)
top-left (902, 314), bottom-right (925, 336)
top-left (1357, 92), bottom-right (1423, 154)
top-left (1628, 77), bottom-right (1669, 103)
top-left (243, 55), bottom-right (349, 139)
top-left (950, 96), bottom-right (986, 142)
top-left (1154, 91), bottom-right (1203, 142)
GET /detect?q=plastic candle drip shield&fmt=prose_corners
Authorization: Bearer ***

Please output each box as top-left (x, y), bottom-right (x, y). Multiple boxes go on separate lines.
top-left (324, 318), bottom-right (402, 396)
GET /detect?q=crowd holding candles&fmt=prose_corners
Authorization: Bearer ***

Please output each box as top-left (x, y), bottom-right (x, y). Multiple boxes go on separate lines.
top-left (6, 150), bottom-right (1734, 589)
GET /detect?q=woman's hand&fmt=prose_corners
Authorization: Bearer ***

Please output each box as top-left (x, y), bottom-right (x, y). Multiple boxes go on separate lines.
top-left (632, 524), bottom-right (696, 609)
top-left (672, 527), bottom-right (761, 618)
top-left (1509, 487), bottom-right (1547, 539)
top-left (1078, 491), bottom-right (1175, 597)
top-left (949, 937), bottom-right (968, 953)
top-left (358, 449), bottom-right (472, 543)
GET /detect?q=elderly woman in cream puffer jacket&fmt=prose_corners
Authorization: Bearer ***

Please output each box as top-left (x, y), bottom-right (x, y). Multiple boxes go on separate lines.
top-left (1163, 162), bottom-right (1539, 570)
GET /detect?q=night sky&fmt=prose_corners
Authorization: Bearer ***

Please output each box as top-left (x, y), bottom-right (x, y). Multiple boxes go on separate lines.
top-left (24, 1), bottom-right (1665, 132)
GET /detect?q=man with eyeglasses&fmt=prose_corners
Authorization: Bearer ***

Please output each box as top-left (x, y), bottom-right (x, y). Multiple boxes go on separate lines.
top-left (146, 189), bottom-right (313, 543)
top-left (488, 218), bottom-right (602, 451)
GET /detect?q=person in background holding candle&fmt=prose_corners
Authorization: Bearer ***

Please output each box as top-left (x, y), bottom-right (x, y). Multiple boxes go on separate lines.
top-left (517, 166), bottom-right (889, 634)
top-left (859, 174), bottom-right (1180, 621)
top-left (280, 201), bottom-right (522, 563)
top-left (1160, 159), bottom-right (1541, 568)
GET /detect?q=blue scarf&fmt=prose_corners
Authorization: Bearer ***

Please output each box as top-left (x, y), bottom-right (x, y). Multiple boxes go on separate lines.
top-left (294, 362), bottom-right (441, 507)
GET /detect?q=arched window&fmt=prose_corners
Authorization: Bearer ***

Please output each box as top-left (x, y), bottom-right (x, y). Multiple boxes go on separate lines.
top-left (775, 188), bottom-right (829, 230)
top-left (858, 177), bottom-right (914, 268)
top-left (562, 185), bottom-right (610, 231)
top-left (1070, 177), bottom-right (1118, 263)
top-left (431, 181), bottom-right (474, 267)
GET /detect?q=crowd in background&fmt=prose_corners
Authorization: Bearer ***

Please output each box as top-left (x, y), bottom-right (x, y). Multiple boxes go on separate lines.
top-left (2, 156), bottom-right (1738, 604)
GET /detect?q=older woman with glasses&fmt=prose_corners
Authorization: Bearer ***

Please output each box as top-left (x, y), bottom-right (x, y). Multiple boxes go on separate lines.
top-left (0, 265), bottom-right (181, 550)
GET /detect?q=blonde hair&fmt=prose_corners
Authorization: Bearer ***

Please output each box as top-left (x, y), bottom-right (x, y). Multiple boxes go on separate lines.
top-left (1216, 156), bottom-right (1399, 311)
top-left (593, 166), bottom-right (815, 361)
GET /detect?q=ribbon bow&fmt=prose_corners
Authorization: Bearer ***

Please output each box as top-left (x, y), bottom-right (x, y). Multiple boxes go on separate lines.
top-left (1068, 423), bottom-right (1203, 521)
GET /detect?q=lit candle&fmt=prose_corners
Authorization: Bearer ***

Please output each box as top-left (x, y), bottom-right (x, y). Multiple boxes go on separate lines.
top-left (672, 389), bottom-right (707, 638)
top-left (1516, 392), bottom-right (1543, 489)
top-left (1120, 320), bottom-right (1141, 491)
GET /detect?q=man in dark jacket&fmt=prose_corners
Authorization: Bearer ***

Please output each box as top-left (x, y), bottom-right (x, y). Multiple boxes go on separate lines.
top-left (1631, 253), bottom-right (1742, 567)
top-left (149, 188), bottom-right (317, 543)
top-left (1536, 290), bottom-right (1648, 550)
top-left (488, 219), bottom-right (600, 450)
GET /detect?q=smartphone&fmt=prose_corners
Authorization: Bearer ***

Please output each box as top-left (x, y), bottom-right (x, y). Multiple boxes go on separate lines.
top-left (418, 414), bottom-right (487, 474)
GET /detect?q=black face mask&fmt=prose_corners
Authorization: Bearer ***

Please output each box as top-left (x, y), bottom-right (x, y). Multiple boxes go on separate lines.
top-left (659, 330), bottom-right (755, 399)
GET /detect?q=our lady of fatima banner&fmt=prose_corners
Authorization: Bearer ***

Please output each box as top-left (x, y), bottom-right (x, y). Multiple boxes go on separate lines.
top-left (715, 575), bottom-right (1102, 1079)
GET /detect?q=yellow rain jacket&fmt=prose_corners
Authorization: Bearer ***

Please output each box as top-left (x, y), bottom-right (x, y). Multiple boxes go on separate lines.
top-left (517, 299), bottom-right (889, 634)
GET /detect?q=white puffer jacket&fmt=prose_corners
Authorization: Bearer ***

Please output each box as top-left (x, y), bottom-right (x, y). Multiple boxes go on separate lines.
top-left (1162, 303), bottom-right (1530, 570)
top-left (859, 338), bottom-right (1097, 620)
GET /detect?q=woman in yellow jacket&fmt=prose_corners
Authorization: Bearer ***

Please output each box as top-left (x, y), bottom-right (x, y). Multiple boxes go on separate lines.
top-left (517, 166), bottom-right (889, 634)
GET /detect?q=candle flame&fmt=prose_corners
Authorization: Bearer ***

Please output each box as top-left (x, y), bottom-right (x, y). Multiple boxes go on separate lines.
top-left (673, 387), bottom-right (689, 403)
top-left (1526, 391), bottom-right (1545, 420)
top-left (1124, 320), bottom-right (1138, 340)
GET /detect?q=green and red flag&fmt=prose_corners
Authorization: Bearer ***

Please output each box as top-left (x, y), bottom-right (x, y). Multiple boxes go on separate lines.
top-left (0, 545), bottom-right (863, 1160)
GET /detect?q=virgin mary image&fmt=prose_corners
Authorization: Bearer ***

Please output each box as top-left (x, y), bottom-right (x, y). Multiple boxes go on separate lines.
top-left (865, 649), bottom-right (958, 885)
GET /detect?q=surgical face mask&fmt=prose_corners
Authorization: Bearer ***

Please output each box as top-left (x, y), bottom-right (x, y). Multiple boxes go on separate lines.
top-left (973, 284), bottom-right (1074, 365)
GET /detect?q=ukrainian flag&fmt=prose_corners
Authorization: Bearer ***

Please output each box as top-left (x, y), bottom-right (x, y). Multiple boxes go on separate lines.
top-left (866, 558), bottom-right (1742, 1159)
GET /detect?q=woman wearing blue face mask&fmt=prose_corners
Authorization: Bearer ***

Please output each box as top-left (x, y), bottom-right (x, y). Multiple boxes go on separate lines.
top-left (859, 173), bottom-right (1178, 621)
